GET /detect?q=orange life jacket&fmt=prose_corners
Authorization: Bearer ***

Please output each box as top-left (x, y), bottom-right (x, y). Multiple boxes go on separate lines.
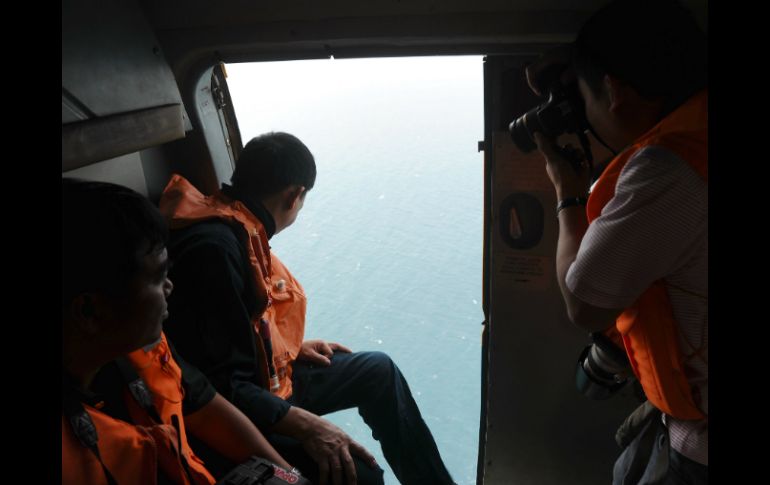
top-left (587, 90), bottom-right (707, 420)
top-left (160, 174), bottom-right (306, 399)
top-left (62, 332), bottom-right (216, 485)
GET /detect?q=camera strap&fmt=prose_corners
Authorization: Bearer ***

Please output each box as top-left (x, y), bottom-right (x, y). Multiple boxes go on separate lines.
top-left (585, 122), bottom-right (617, 161)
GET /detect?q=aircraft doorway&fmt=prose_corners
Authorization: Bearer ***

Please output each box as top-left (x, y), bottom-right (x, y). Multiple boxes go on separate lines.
top-left (226, 56), bottom-right (484, 484)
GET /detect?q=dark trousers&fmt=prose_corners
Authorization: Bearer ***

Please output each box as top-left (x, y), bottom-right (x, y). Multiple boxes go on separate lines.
top-left (285, 351), bottom-right (455, 485)
top-left (662, 446), bottom-right (708, 485)
top-left (613, 401), bottom-right (707, 485)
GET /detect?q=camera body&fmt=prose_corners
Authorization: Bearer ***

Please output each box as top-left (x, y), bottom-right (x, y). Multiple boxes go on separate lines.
top-left (216, 456), bottom-right (311, 485)
top-left (575, 332), bottom-right (632, 400)
top-left (509, 79), bottom-right (589, 154)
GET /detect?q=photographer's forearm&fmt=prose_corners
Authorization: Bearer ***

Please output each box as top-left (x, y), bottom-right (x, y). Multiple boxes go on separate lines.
top-left (556, 209), bottom-right (621, 332)
top-left (555, 204), bottom-right (587, 303)
top-left (186, 393), bottom-right (292, 470)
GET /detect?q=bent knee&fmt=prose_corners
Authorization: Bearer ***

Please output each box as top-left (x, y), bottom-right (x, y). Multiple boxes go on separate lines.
top-left (354, 462), bottom-right (385, 485)
top-left (358, 350), bottom-right (396, 378)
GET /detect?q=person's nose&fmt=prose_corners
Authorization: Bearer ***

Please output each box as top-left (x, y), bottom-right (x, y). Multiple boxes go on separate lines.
top-left (163, 277), bottom-right (174, 298)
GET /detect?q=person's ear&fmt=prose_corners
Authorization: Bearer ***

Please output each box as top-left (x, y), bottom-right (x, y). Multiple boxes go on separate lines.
top-left (288, 186), bottom-right (306, 210)
top-left (603, 74), bottom-right (629, 113)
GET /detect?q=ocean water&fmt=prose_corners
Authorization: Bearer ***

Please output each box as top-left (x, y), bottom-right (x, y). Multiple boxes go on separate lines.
top-left (226, 56), bottom-right (484, 485)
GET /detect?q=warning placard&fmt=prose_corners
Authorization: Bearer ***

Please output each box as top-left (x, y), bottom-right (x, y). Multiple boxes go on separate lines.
top-left (490, 132), bottom-right (558, 293)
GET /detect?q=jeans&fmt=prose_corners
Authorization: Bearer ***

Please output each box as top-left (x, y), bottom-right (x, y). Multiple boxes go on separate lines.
top-left (287, 351), bottom-right (455, 485)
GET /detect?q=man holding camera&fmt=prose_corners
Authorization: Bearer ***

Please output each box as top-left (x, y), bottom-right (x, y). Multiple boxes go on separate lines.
top-left (527, 1), bottom-right (707, 483)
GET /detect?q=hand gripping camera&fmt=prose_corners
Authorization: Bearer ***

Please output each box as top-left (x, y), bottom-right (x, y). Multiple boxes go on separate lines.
top-left (508, 64), bottom-right (594, 171)
top-left (575, 331), bottom-right (633, 400)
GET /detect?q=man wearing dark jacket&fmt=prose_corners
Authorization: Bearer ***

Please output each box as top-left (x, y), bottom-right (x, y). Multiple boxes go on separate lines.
top-left (161, 132), bottom-right (455, 485)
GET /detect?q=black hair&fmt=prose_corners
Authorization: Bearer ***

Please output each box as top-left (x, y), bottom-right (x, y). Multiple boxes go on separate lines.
top-left (231, 132), bottom-right (316, 198)
top-left (573, 0), bottom-right (707, 115)
top-left (62, 178), bottom-right (168, 305)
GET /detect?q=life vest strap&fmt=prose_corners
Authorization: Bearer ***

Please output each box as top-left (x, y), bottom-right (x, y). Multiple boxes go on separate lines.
top-left (115, 356), bottom-right (163, 423)
top-left (115, 356), bottom-right (200, 485)
top-left (62, 389), bottom-right (119, 485)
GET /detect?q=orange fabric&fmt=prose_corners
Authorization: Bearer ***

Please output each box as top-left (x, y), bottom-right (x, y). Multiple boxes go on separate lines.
top-left (62, 332), bottom-right (216, 485)
top-left (263, 255), bottom-right (307, 388)
top-left (125, 333), bottom-right (216, 484)
top-left (161, 175), bottom-right (306, 399)
top-left (62, 411), bottom-right (158, 485)
top-left (586, 90), bottom-right (707, 420)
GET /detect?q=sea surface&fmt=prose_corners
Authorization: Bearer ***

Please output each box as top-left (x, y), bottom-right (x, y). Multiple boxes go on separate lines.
top-left (227, 56), bottom-right (484, 484)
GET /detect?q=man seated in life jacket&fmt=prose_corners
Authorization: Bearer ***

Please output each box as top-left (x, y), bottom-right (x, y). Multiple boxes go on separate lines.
top-left (159, 132), bottom-right (456, 485)
top-left (62, 178), bottom-right (296, 485)
top-left (527, 1), bottom-right (707, 484)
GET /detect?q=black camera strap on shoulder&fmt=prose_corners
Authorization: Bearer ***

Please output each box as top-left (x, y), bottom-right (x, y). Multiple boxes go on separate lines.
top-left (62, 388), bottom-right (118, 485)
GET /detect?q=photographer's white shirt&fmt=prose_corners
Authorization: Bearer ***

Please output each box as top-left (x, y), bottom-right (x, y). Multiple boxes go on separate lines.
top-left (566, 145), bottom-right (708, 466)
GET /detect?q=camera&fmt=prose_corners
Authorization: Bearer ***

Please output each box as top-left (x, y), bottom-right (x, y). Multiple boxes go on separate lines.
top-left (509, 72), bottom-right (589, 151)
top-left (508, 65), bottom-right (594, 170)
top-left (216, 456), bottom-right (311, 485)
top-left (575, 332), bottom-right (632, 400)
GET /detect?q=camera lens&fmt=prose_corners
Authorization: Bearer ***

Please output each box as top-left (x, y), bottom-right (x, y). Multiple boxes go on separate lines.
top-left (508, 80), bottom-right (590, 155)
top-left (575, 343), bottom-right (629, 400)
top-left (509, 111), bottom-right (538, 152)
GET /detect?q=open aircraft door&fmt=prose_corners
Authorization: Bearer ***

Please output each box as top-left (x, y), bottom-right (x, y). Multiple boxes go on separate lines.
top-left (478, 55), bottom-right (640, 485)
